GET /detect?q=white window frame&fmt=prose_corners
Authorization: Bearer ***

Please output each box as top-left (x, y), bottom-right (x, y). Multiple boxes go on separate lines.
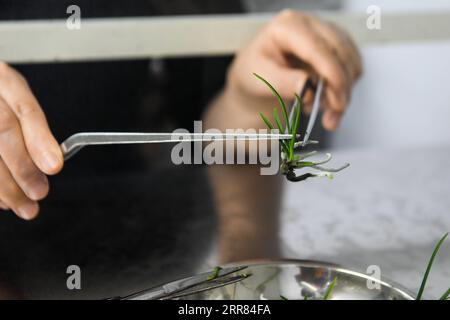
top-left (0, 12), bottom-right (449, 63)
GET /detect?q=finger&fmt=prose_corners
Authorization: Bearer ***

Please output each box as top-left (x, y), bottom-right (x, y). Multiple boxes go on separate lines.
top-left (303, 92), bottom-right (323, 114)
top-left (313, 27), bottom-right (352, 100)
top-left (308, 18), bottom-right (362, 84)
top-left (270, 11), bottom-right (349, 108)
top-left (331, 23), bottom-right (363, 80)
top-left (0, 97), bottom-right (49, 201)
top-left (322, 109), bottom-right (342, 131)
top-left (251, 60), bottom-right (310, 99)
top-left (0, 200), bottom-right (9, 210)
top-left (297, 20), bottom-right (352, 114)
top-left (0, 63), bottom-right (63, 175)
top-left (0, 158), bottom-right (39, 220)
top-left (280, 67), bottom-right (310, 101)
top-left (320, 90), bottom-right (343, 131)
top-left (278, 26), bottom-right (347, 114)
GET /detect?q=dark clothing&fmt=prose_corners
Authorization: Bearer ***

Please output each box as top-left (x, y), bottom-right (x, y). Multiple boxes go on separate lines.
top-left (0, 1), bottom-right (242, 299)
top-left (0, 0), bottom-right (241, 19)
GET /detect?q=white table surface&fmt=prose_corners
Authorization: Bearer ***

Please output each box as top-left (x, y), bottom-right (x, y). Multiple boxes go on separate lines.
top-left (280, 144), bottom-right (450, 299)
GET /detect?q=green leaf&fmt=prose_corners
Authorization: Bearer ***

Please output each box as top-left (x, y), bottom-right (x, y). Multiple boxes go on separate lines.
top-left (416, 232), bottom-right (449, 300)
top-left (207, 266), bottom-right (223, 281)
top-left (273, 108), bottom-right (289, 154)
top-left (298, 161), bottom-right (316, 167)
top-left (279, 295), bottom-right (288, 300)
top-left (273, 108), bottom-right (284, 132)
top-left (323, 277), bottom-right (337, 300)
top-left (439, 287), bottom-right (450, 300)
top-left (288, 93), bottom-right (302, 160)
top-left (259, 112), bottom-right (274, 130)
top-left (253, 73), bottom-right (290, 133)
top-left (260, 111), bottom-right (289, 155)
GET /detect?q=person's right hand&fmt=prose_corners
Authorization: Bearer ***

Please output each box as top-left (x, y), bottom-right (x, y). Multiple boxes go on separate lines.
top-left (0, 62), bottom-right (63, 220)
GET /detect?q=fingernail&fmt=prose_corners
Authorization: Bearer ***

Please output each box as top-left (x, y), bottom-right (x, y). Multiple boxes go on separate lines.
top-left (28, 176), bottom-right (49, 201)
top-left (42, 151), bottom-right (61, 172)
top-left (17, 202), bottom-right (39, 220)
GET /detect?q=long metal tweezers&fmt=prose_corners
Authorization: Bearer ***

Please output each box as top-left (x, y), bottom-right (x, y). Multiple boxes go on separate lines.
top-left (60, 132), bottom-right (297, 161)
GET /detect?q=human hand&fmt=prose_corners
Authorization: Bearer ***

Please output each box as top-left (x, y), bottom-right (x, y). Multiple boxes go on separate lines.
top-left (0, 62), bottom-right (63, 220)
top-left (225, 10), bottom-right (363, 131)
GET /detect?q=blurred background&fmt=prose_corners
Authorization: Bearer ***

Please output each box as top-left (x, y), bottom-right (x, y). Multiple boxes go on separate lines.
top-left (0, 0), bottom-right (449, 300)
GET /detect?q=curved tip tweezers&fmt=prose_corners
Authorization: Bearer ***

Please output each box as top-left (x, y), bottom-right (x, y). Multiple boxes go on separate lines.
top-left (60, 132), bottom-right (300, 161)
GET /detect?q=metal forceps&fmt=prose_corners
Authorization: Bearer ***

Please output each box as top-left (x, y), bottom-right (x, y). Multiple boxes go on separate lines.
top-left (60, 132), bottom-right (297, 161)
top-left (286, 77), bottom-right (324, 146)
top-left (60, 79), bottom-right (324, 161)
top-left (109, 266), bottom-right (250, 300)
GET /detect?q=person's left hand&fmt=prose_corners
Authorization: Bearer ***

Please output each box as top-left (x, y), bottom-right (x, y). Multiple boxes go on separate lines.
top-left (206, 10), bottom-right (362, 132)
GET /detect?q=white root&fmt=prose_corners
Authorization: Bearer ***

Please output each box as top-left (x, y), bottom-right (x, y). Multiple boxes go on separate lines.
top-left (312, 172), bottom-right (334, 179)
top-left (311, 163), bottom-right (350, 172)
top-left (294, 140), bottom-right (319, 149)
top-left (312, 153), bottom-right (333, 165)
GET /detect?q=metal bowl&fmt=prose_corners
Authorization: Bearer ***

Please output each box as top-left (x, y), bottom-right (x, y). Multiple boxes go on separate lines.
top-left (124, 260), bottom-right (416, 300)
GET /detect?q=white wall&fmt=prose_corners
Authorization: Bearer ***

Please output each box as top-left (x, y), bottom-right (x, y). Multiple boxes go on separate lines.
top-left (329, 0), bottom-right (450, 149)
top-left (342, 0), bottom-right (450, 12)
top-left (331, 41), bottom-right (450, 149)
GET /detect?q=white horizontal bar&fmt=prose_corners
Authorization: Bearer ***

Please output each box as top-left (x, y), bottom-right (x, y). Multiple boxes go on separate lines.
top-left (1, 12), bottom-right (449, 63)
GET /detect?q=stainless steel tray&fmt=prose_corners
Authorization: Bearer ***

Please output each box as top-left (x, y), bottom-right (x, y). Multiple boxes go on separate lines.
top-left (121, 260), bottom-right (416, 300)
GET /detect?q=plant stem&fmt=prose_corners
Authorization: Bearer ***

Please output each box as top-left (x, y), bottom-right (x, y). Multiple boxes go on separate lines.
top-left (416, 232), bottom-right (449, 300)
top-left (439, 287), bottom-right (450, 300)
top-left (288, 93), bottom-right (302, 161)
top-left (207, 266), bottom-right (223, 281)
top-left (323, 277), bottom-right (337, 300)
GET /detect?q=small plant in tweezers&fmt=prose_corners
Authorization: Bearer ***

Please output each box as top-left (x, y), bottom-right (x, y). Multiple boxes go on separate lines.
top-left (253, 73), bottom-right (349, 182)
